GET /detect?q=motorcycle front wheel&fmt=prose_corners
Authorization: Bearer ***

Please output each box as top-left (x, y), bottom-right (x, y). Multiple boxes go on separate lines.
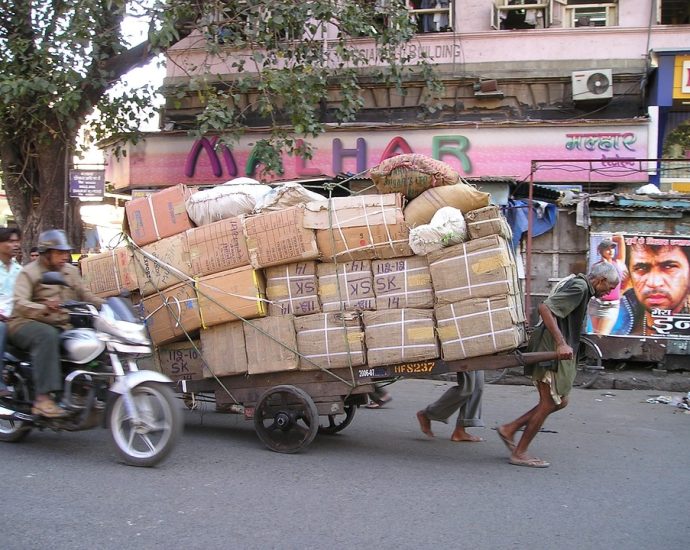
top-left (0, 417), bottom-right (32, 443)
top-left (109, 382), bottom-right (182, 467)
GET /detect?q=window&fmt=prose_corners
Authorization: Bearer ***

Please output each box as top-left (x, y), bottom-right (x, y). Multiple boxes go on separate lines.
top-left (563, 2), bottom-right (618, 27)
top-left (492, 1), bottom-right (550, 31)
top-left (658, 0), bottom-right (690, 24)
top-left (408, 1), bottom-right (453, 33)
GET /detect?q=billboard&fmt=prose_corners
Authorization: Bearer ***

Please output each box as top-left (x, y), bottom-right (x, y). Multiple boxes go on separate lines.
top-left (587, 233), bottom-right (690, 338)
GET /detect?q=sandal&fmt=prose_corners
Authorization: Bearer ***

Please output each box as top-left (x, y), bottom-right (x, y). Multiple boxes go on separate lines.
top-left (365, 395), bottom-right (392, 409)
top-left (32, 399), bottom-right (69, 418)
top-left (509, 456), bottom-right (550, 468)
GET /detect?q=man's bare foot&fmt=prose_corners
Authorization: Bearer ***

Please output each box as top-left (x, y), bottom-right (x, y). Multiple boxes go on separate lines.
top-left (416, 410), bottom-right (434, 438)
top-left (451, 429), bottom-right (483, 442)
top-left (497, 425), bottom-right (516, 453)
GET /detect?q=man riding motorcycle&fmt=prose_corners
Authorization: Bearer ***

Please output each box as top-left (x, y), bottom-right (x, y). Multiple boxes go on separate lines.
top-left (8, 229), bottom-right (104, 418)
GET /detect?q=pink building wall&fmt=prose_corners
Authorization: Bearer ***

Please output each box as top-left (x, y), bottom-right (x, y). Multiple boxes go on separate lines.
top-left (166, 2), bottom-right (689, 78)
top-left (106, 123), bottom-right (649, 189)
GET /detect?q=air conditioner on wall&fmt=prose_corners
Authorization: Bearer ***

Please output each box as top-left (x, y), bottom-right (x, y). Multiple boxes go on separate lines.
top-left (571, 69), bottom-right (613, 101)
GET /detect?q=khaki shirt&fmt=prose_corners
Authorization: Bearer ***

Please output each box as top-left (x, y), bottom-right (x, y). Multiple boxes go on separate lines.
top-left (8, 260), bottom-right (105, 334)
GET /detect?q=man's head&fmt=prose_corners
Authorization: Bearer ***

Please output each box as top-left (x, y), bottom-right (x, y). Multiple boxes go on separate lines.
top-left (588, 261), bottom-right (619, 298)
top-left (37, 229), bottom-right (72, 271)
top-left (597, 238), bottom-right (616, 259)
top-left (0, 227), bottom-right (21, 262)
top-left (627, 243), bottom-right (690, 313)
top-left (29, 247), bottom-right (39, 262)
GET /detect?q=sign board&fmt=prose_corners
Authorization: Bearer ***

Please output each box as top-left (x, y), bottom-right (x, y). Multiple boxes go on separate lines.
top-left (69, 169), bottom-right (105, 198)
top-left (105, 123), bottom-right (650, 190)
top-left (586, 233), bottom-right (690, 339)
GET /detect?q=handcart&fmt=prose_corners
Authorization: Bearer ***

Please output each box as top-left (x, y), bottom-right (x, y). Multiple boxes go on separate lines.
top-left (175, 350), bottom-right (558, 453)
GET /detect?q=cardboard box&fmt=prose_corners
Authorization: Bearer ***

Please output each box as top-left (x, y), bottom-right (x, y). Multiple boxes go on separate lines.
top-left (154, 340), bottom-right (204, 382)
top-left (294, 312), bottom-right (365, 370)
top-left (435, 295), bottom-right (525, 360)
top-left (124, 184), bottom-right (194, 246)
top-left (363, 309), bottom-right (439, 367)
top-left (465, 205), bottom-right (512, 241)
top-left (133, 233), bottom-right (192, 296)
top-left (317, 260), bottom-right (375, 312)
top-left (303, 193), bottom-right (403, 229)
top-left (242, 206), bottom-right (319, 268)
top-left (187, 217), bottom-right (250, 277)
top-left (428, 235), bottom-right (518, 304)
top-left (196, 266), bottom-right (266, 328)
top-left (372, 256), bottom-right (433, 309)
top-left (200, 321), bottom-right (248, 377)
top-left (265, 262), bottom-right (320, 316)
top-left (244, 316), bottom-right (299, 374)
top-left (316, 222), bottom-right (412, 262)
top-left (141, 282), bottom-right (200, 345)
top-left (80, 248), bottom-right (138, 298)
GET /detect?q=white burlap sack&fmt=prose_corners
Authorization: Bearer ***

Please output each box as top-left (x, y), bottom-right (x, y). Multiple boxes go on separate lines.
top-left (185, 178), bottom-right (270, 226)
top-left (253, 182), bottom-right (325, 213)
top-left (409, 207), bottom-right (468, 256)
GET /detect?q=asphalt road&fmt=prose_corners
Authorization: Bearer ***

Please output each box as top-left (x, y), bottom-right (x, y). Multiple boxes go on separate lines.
top-left (1, 379), bottom-right (688, 550)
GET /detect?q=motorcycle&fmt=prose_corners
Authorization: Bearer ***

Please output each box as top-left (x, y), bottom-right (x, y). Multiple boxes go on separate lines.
top-left (0, 273), bottom-right (182, 467)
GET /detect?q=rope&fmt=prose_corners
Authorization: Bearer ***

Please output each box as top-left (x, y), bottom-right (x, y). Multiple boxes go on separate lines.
top-left (128, 233), bottom-right (356, 390)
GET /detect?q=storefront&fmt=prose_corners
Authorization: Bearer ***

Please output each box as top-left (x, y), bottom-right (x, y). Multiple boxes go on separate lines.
top-left (649, 48), bottom-right (690, 191)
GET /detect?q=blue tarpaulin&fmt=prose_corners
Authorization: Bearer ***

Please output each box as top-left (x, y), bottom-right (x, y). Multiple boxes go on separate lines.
top-left (502, 199), bottom-right (558, 249)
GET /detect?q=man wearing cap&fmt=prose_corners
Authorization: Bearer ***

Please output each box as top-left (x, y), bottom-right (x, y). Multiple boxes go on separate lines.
top-left (8, 229), bottom-right (104, 418)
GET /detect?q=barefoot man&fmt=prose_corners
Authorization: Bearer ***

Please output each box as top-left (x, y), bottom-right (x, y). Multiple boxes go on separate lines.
top-left (497, 262), bottom-right (619, 468)
top-left (416, 371), bottom-right (484, 442)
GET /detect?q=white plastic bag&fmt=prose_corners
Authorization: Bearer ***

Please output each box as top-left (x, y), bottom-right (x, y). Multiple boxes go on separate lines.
top-left (185, 178), bottom-right (270, 226)
top-left (253, 182), bottom-right (324, 213)
top-left (409, 206), bottom-right (468, 256)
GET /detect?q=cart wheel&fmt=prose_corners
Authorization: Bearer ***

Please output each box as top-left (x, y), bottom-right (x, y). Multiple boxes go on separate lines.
top-left (318, 405), bottom-right (356, 435)
top-left (576, 337), bottom-right (604, 388)
top-left (254, 385), bottom-right (319, 453)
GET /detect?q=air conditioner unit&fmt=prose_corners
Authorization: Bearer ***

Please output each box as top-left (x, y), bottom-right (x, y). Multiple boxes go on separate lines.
top-left (571, 69), bottom-right (613, 101)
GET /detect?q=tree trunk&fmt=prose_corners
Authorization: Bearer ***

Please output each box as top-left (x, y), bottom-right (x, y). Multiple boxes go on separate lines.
top-left (0, 138), bottom-right (83, 257)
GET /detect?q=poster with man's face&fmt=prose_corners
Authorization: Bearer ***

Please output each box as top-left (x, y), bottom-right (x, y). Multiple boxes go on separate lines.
top-left (586, 233), bottom-right (690, 338)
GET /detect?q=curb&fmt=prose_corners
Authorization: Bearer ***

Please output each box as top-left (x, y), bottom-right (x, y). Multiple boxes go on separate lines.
top-left (473, 368), bottom-right (690, 393)
top-left (435, 367), bottom-right (690, 393)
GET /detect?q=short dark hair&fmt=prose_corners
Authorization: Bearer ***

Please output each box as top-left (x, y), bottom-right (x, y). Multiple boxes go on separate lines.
top-left (0, 227), bottom-right (21, 243)
top-left (29, 247), bottom-right (39, 254)
top-left (627, 243), bottom-right (690, 270)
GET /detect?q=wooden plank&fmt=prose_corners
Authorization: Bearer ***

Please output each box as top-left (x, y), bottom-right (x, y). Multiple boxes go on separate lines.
top-left (315, 401), bottom-right (344, 416)
top-left (214, 380), bottom-right (373, 407)
top-left (360, 351), bottom-right (560, 379)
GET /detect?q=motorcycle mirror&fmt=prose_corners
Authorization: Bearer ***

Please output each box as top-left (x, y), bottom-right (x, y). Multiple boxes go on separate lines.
top-left (41, 271), bottom-right (69, 286)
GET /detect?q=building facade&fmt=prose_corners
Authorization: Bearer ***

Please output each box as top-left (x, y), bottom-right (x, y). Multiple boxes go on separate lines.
top-left (106, 0), bottom-right (689, 192)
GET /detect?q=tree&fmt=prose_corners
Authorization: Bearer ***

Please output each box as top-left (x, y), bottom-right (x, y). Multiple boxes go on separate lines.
top-left (0, 1), bottom-right (433, 252)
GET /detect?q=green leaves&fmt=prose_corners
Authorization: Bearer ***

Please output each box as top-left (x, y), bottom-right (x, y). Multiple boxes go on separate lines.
top-left (167, 0), bottom-right (433, 176)
top-left (0, 0), bottom-right (439, 187)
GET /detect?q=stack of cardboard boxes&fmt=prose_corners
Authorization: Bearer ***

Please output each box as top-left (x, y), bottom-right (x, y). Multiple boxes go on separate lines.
top-left (83, 178), bottom-right (524, 382)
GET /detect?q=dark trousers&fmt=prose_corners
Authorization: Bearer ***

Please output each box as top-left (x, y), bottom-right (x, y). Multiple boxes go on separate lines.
top-left (10, 321), bottom-right (62, 395)
top-left (0, 322), bottom-right (6, 390)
